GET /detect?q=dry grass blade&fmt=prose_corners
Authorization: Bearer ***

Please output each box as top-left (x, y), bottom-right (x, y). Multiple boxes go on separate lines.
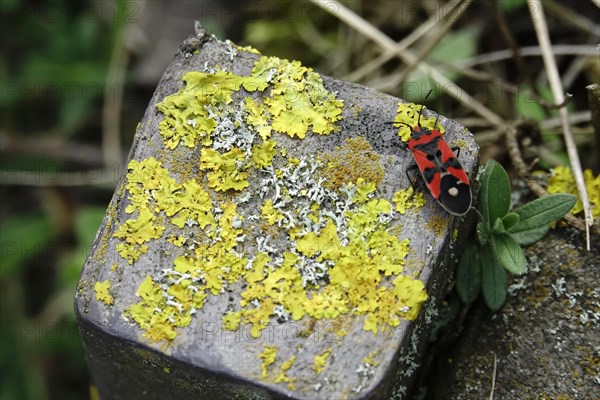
top-left (102, 31), bottom-right (128, 167)
top-left (527, 0), bottom-right (593, 250)
top-left (385, 0), bottom-right (474, 87)
top-left (343, 4), bottom-right (448, 82)
top-left (489, 352), bottom-right (497, 400)
top-left (310, 0), bottom-right (504, 127)
top-left (459, 45), bottom-right (598, 69)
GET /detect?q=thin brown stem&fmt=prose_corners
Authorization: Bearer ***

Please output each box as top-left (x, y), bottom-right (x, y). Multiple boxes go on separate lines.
top-left (528, 0), bottom-right (593, 250)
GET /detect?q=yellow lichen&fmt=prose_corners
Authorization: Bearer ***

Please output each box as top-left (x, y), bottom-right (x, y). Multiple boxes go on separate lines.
top-left (236, 44), bottom-right (261, 55)
top-left (200, 147), bottom-right (249, 192)
top-left (222, 311), bottom-right (241, 331)
top-left (393, 101), bottom-right (445, 142)
top-left (251, 56), bottom-right (344, 138)
top-left (274, 355), bottom-right (297, 390)
top-left (157, 70), bottom-right (269, 149)
top-left (251, 139), bottom-right (277, 168)
top-left (296, 219), bottom-right (341, 260)
top-left (427, 214), bottom-right (449, 237)
top-left (547, 166), bottom-right (599, 218)
top-left (392, 187), bottom-right (427, 215)
top-left (117, 52), bottom-right (432, 348)
top-left (314, 348), bottom-right (333, 374)
top-left (364, 350), bottom-right (379, 367)
top-left (259, 346), bottom-right (277, 378)
top-left (244, 97), bottom-right (272, 140)
top-left (261, 199), bottom-right (284, 225)
top-left (114, 208), bottom-right (165, 264)
top-left (94, 280), bottom-right (114, 305)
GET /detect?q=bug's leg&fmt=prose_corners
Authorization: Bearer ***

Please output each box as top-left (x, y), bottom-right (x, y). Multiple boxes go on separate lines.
top-left (405, 164), bottom-right (420, 193)
top-left (451, 146), bottom-right (461, 158)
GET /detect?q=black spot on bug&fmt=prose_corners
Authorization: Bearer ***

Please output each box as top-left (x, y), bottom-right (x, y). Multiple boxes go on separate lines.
top-left (423, 168), bottom-right (436, 183)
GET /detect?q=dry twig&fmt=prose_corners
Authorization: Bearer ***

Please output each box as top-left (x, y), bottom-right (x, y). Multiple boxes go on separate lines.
top-left (527, 0), bottom-right (593, 250)
top-left (310, 0), bottom-right (504, 127)
top-left (506, 123), bottom-right (599, 236)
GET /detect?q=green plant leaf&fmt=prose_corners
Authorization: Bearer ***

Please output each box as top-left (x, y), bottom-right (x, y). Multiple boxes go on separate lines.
top-left (481, 248), bottom-right (507, 311)
top-left (509, 194), bottom-right (577, 233)
top-left (478, 160), bottom-right (511, 224)
top-left (492, 217), bottom-right (505, 234)
top-left (498, 0), bottom-right (526, 11)
top-left (476, 222), bottom-right (490, 245)
top-left (0, 212), bottom-right (54, 276)
top-left (74, 206), bottom-right (106, 247)
top-left (490, 232), bottom-right (527, 275)
top-left (501, 212), bottom-right (520, 231)
top-left (510, 225), bottom-right (549, 246)
top-left (456, 243), bottom-right (482, 304)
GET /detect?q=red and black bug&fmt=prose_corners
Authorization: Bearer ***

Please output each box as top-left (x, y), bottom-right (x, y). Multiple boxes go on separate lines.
top-left (394, 104), bottom-right (472, 216)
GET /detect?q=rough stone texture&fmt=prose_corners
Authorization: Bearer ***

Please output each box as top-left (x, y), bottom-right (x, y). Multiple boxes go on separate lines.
top-left (428, 227), bottom-right (600, 399)
top-left (75, 30), bottom-right (479, 400)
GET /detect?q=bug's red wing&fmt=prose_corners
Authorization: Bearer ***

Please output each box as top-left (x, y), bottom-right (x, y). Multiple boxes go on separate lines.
top-left (411, 149), bottom-right (441, 199)
top-left (439, 142), bottom-right (470, 185)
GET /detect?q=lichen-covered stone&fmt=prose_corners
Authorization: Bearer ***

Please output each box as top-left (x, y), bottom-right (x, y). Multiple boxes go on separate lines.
top-left (75, 28), bottom-right (478, 400)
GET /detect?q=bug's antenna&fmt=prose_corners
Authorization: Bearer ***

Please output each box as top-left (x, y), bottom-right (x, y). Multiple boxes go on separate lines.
top-left (433, 114), bottom-right (440, 129)
top-left (385, 121), bottom-right (412, 129)
top-left (418, 89), bottom-right (433, 127)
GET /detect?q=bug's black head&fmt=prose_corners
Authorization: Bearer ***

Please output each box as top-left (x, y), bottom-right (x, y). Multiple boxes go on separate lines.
top-left (409, 125), bottom-right (432, 140)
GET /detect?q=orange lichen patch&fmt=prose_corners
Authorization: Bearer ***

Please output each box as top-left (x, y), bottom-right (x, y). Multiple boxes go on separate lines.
top-left (393, 101), bottom-right (445, 142)
top-left (319, 136), bottom-right (385, 190)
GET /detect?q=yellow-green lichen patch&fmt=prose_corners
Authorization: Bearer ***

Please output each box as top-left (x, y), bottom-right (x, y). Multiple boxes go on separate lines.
top-left (547, 166), bottom-right (599, 219)
top-left (228, 157), bottom-right (427, 337)
top-left (112, 157), bottom-right (216, 264)
top-left (94, 280), bottom-right (114, 305)
top-left (427, 214), bottom-right (449, 237)
top-left (393, 101), bottom-right (445, 142)
top-left (363, 350), bottom-right (380, 367)
top-left (125, 275), bottom-right (197, 342)
top-left (157, 70), bottom-right (269, 149)
top-left (156, 54), bottom-right (343, 152)
top-left (236, 44), bottom-right (261, 55)
top-left (319, 136), bottom-right (385, 190)
top-left (113, 208), bottom-right (165, 264)
top-left (314, 348), bottom-right (333, 374)
top-left (392, 187), bottom-right (427, 215)
top-left (259, 346), bottom-right (278, 378)
top-left (274, 355), bottom-right (297, 390)
top-left (114, 54), bottom-right (431, 348)
top-left (200, 147), bottom-right (250, 191)
top-left (251, 56), bottom-right (344, 138)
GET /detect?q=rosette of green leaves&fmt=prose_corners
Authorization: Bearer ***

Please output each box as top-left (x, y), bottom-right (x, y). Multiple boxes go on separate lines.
top-left (457, 160), bottom-right (576, 310)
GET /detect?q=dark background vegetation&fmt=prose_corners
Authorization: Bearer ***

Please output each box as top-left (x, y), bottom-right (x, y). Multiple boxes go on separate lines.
top-left (1, 1), bottom-right (597, 398)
